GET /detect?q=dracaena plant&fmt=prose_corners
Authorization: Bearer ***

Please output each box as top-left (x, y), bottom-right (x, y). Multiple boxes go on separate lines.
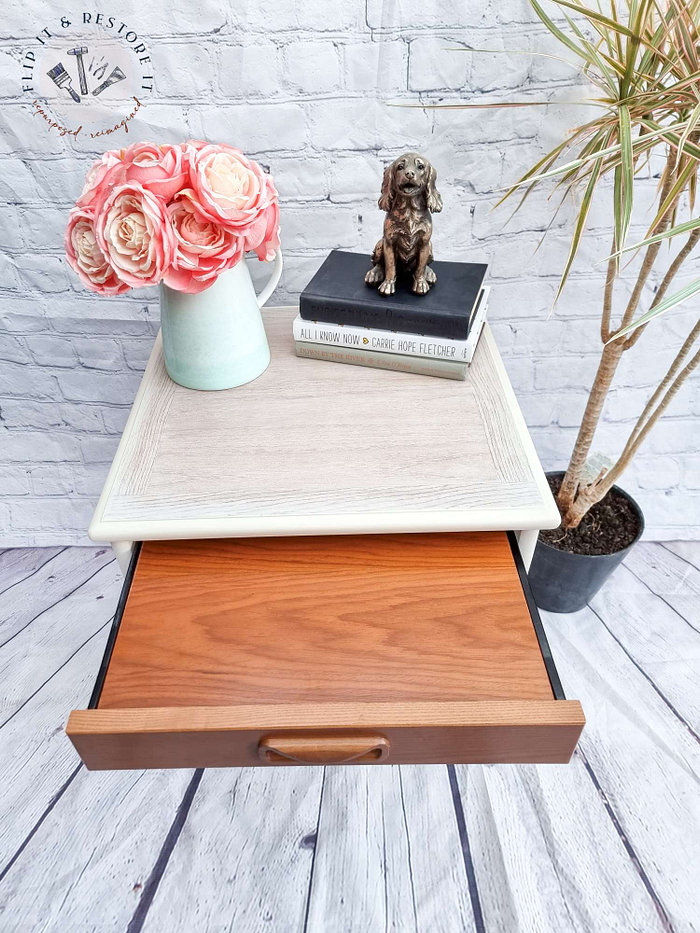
top-left (428, 0), bottom-right (700, 530)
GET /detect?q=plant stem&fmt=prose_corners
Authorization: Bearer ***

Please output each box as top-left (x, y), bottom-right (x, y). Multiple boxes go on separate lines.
top-left (563, 336), bottom-right (700, 524)
top-left (556, 341), bottom-right (625, 513)
top-left (615, 316), bottom-right (700, 469)
top-left (607, 345), bottom-right (699, 479)
top-left (556, 150), bottom-right (678, 520)
top-left (600, 232), bottom-right (618, 343)
top-left (615, 155), bottom-right (678, 334)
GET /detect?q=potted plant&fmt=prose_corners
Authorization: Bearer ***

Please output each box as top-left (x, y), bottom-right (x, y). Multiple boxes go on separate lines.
top-left (65, 141), bottom-right (282, 391)
top-left (425, 0), bottom-right (700, 611)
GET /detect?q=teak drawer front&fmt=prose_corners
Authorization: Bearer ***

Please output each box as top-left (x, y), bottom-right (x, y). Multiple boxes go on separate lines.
top-left (67, 533), bottom-right (584, 770)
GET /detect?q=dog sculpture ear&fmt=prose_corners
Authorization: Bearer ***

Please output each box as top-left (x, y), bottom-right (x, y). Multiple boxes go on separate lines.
top-left (426, 163), bottom-right (443, 213)
top-left (378, 162), bottom-right (395, 212)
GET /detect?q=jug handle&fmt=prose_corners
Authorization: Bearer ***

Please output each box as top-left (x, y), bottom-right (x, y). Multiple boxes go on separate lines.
top-left (256, 250), bottom-right (284, 309)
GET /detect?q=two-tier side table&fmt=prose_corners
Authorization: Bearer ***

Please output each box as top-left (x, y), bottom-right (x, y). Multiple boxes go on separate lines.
top-left (67, 307), bottom-right (584, 771)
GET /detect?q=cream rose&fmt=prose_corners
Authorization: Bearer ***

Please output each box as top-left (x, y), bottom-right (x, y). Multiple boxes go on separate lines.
top-left (95, 182), bottom-right (175, 288)
top-left (64, 208), bottom-right (129, 296)
top-left (186, 142), bottom-right (275, 235)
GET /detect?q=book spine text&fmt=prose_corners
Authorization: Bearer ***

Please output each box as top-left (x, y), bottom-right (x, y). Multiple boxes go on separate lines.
top-left (293, 317), bottom-right (472, 361)
top-left (294, 341), bottom-right (467, 380)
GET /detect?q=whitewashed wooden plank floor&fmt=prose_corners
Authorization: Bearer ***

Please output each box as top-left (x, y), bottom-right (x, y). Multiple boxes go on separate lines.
top-left (0, 543), bottom-right (698, 933)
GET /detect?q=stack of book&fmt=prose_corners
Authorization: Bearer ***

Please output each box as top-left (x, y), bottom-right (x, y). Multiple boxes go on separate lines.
top-left (293, 250), bottom-right (490, 380)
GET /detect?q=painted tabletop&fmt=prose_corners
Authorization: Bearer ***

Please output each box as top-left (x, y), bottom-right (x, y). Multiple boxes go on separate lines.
top-left (89, 306), bottom-right (559, 543)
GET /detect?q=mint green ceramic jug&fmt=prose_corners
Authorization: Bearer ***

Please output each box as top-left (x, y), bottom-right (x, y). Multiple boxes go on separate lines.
top-left (160, 250), bottom-right (283, 391)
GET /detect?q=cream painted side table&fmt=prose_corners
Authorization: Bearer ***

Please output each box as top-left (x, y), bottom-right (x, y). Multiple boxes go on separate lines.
top-left (68, 307), bottom-right (584, 772)
top-left (89, 306), bottom-right (559, 572)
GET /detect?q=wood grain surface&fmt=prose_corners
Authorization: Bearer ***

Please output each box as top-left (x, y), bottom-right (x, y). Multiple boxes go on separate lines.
top-left (96, 532), bottom-right (555, 710)
top-left (96, 310), bottom-right (551, 528)
top-left (67, 699), bottom-right (584, 769)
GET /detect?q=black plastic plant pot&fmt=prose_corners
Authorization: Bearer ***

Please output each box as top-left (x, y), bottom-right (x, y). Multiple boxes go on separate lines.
top-left (528, 472), bottom-right (645, 614)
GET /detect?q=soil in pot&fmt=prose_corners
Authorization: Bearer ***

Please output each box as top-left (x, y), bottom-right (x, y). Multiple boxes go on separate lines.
top-left (540, 474), bottom-right (641, 556)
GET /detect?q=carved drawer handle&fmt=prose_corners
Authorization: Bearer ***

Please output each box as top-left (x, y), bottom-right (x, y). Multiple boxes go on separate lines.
top-left (258, 734), bottom-right (390, 765)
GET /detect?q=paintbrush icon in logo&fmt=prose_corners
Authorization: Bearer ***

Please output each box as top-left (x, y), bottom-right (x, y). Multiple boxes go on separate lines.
top-left (92, 65), bottom-right (126, 97)
top-left (46, 62), bottom-right (80, 103)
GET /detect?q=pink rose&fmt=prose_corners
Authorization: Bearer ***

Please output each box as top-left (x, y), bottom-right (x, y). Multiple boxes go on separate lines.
top-left (185, 142), bottom-right (276, 238)
top-left (252, 175), bottom-right (281, 261)
top-left (163, 189), bottom-right (244, 294)
top-left (95, 182), bottom-right (175, 288)
top-left (122, 142), bottom-right (188, 202)
top-left (64, 208), bottom-right (129, 296)
top-left (76, 150), bottom-right (125, 210)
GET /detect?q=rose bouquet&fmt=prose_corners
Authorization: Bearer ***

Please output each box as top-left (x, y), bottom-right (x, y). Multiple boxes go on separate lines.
top-left (65, 141), bottom-right (280, 295)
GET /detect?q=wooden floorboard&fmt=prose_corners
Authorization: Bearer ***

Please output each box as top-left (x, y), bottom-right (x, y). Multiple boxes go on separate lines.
top-left (456, 757), bottom-right (670, 933)
top-left (0, 543), bottom-right (698, 932)
top-left (305, 765), bottom-right (474, 932)
top-left (0, 558), bottom-right (121, 726)
top-left (543, 597), bottom-right (700, 931)
top-left (0, 546), bottom-right (115, 648)
top-left (139, 767), bottom-right (325, 933)
top-left (0, 546), bottom-right (64, 598)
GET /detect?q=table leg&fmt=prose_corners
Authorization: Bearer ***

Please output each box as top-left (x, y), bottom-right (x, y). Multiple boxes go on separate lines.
top-left (516, 529), bottom-right (539, 572)
top-left (111, 541), bottom-right (134, 575)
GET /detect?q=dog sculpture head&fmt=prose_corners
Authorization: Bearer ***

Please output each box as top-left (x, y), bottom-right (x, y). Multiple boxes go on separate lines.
top-left (378, 152), bottom-right (442, 214)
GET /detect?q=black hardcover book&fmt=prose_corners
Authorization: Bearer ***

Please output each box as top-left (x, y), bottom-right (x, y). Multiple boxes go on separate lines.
top-left (299, 250), bottom-right (488, 340)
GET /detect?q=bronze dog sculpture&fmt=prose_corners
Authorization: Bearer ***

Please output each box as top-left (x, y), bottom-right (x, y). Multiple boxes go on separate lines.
top-left (365, 152), bottom-right (442, 296)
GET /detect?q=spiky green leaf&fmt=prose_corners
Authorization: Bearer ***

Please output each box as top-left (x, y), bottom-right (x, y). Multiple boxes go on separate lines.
top-left (555, 142), bottom-right (605, 301)
top-left (608, 277), bottom-right (700, 341)
top-left (607, 214), bottom-right (700, 259)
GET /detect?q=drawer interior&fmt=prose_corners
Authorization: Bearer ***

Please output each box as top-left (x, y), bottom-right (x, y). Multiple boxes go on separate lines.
top-left (68, 532), bottom-right (584, 769)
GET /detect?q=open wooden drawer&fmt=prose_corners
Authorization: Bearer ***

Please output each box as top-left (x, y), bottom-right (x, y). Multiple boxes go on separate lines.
top-left (66, 532), bottom-right (584, 769)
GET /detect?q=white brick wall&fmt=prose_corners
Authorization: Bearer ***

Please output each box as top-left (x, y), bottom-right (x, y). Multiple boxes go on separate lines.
top-left (1, 0), bottom-right (699, 544)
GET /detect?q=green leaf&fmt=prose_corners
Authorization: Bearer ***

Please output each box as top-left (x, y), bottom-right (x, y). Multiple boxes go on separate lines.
top-left (613, 163), bottom-right (624, 256)
top-left (643, 157), bottom-right (698, 238)
top-left (609, 0), bottom-right (624, 60)
top-left (445, 48), bottom-right (582, 73)
top-left (564, 11), bottom-right (620, 88)
top-left (620, 2), bottom-right (642, 99)
top-left (549, 0), bottom-right (637, 39)
top-left (608, 277), bottom-right (700, 341)
top-left (495, 120), bottom-right (688, 194)
top-left (530, 0), bottom-right (592, 62)
top-left (496, 138), bottom-right (573, 210)
top-left (639, 117), bottom-right (700, 161)
top-left (674, 101), bottom-right (700, 170)
top-left (670, 0), bottom-right (699, 71)
top-left (690, 170), bottom-right (697, 211)
top-left (577, 32), bottom-right (623, 89)
top-left (596, 0), bottom-right (617, 57)
top-left (555, 141), bottom-right (605, 301)
top-left (606, 214), bottom-right (700, 259)
top-left (395, 99), bottom-right (606, 109)
top-left (618, 104), bottom-right (634, 245)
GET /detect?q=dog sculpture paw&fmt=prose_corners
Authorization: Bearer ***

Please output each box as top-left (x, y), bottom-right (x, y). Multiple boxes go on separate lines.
top-left (412, 276), bottom-right (430, 295)
top-left (365, 265), bottom-right (384, 286)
